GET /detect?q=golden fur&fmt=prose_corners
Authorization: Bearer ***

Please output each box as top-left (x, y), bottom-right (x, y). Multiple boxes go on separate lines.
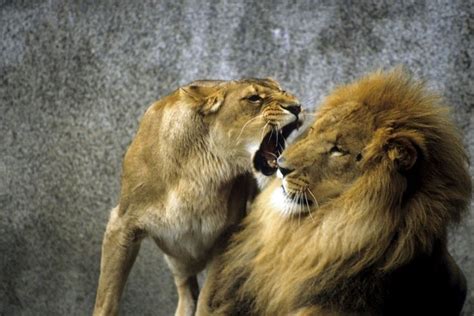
top-left (197, 69), bottom-right (471, 315)
top-left (93, 78), bottom-right (302, 316)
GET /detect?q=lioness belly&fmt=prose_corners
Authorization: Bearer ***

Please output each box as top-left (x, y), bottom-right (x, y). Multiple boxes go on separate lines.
top-left (151, 215), bottom-right (226, 263)
top-left (140, 191), bottom-right (230, 264)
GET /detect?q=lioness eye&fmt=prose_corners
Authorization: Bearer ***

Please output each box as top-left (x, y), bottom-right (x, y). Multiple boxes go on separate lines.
top-left (329, 146), bottom-right (344, 157)
top-left (356, 153), bottom-right (363, 161)
top-left (247, 95), bottom-right (263, 103)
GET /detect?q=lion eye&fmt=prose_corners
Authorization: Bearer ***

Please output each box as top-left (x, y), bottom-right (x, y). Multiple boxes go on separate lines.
top-left (356, 153), bottom-right (363, 161)
top-left (247, 95), bottom-right (263, 103)
top-left (329, 146), bottom-right (345, 157)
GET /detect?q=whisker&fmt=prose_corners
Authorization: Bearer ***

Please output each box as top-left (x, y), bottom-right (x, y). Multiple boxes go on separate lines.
top-left (292, 192), bottom-right (298, 218)
top-left (275, 122), bottom-right (280, 148)
top-left (280, 127), bottom-right (289, 149)
top-left (286, 193), bottom-right (291, 218)
top-left (269, 123), bottom-right (274, 139)
top-left (280, 121), bottom-right (298, 151)
top-left (236, 115), bottom-right (261, 145)
top-left (304, 192), bottom-right (315, 223)
top-left (284, 195), bottom-right (290, 217)
top-left (266, 152), bottom-right (279, 159)
top-left (298, 191), bottom-right (304, 218)
top-left (260, 121), bottom-right (270, 142)
top-left (307, 188), bottom-right (320, 208)
top-left (291, 191), bottom-right (297, 220)
top-left (298, 191), bottom-right (303, 226)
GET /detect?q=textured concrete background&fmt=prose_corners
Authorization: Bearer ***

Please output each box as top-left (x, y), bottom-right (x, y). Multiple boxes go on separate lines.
top-left (0, 0), bottom-right (472, 315)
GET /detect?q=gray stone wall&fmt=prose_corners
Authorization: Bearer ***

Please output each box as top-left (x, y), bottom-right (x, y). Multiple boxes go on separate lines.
top-left (1, 0), bottom-right (472, 315)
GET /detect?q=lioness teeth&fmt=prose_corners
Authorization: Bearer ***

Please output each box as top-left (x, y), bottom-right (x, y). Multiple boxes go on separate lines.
top-left (253, 122), bottom-right (299, 176)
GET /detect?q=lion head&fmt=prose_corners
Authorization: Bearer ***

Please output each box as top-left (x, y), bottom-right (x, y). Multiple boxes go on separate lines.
top-left (200, 69), bottom-right (471, 315)
top-left (273, 69), bottom-right (470, 267)
top-left (263, 68), bottom-right (470, 312)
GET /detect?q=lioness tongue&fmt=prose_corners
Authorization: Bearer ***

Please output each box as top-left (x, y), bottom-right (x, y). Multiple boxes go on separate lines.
top-left (261, 134), bottom-right (278, 168)
top-left (265, 153), bottom-right (277, 168)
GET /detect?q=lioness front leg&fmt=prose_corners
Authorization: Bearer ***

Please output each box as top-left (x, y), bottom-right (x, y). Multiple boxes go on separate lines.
top-left (93, 207), bottom-right (143, 316)
top-left (164, 255), bottom-right (200, 316)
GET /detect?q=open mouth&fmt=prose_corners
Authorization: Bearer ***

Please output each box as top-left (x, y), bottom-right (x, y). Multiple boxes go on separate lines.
top-left (253, 120), bottom-right (301, 176)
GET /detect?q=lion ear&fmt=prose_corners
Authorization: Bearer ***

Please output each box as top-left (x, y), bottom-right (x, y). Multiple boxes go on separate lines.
top-left (180, 84), bottom-right (225, 115)
top-left (385, 132), bottom-right (423, 172)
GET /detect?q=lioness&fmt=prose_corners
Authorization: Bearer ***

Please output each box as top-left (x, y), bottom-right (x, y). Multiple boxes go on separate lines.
top-left (197, 70), bottom-right (470, 315)
top-left (93, 78), bottom-right (302, 316)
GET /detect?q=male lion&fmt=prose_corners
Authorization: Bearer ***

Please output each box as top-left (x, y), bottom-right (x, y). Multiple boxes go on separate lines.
top-left (93, 78), bottom-right (303, 316)
top-left (197, 70), bottom-right (471, 316)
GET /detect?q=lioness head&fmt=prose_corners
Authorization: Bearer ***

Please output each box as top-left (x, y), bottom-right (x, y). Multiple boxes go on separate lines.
top-left (273, 69), bottom-right (471, 223)
top-left (178, 78), bottom-right (303, 176)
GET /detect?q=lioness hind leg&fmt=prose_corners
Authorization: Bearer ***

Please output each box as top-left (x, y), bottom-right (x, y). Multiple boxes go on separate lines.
top-left (173, 275), bottom-right (199, 316)
top-left (164, 255), bottom-right (200, 316)
top-left (93, 207), bottom-right (143, 316)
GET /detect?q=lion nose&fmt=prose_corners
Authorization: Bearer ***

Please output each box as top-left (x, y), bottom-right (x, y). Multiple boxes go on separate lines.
top-left (278, 166), bottom-right (294, 177)
top-left (285, 104), bottom-right (301, 116)
top-left (277, 156), bottom-right (294, 176)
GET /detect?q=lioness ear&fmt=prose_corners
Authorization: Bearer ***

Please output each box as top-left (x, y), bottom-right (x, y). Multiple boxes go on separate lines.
top-left (201, 91), bottom-right (225, 115)
top-left (265, 77), bottom-right (282, 90)
top-left (180, 84), bottom-right (225, 115)
top-left (385, 132), bottom-right (424, 172)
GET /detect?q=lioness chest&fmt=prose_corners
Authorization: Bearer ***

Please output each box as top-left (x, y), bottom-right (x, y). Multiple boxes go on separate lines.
top-left (139, 178), bottom-right (247, 262)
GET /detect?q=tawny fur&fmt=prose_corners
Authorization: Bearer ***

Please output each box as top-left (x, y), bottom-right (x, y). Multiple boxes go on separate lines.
top-left (197, 69), bottom-right (471, 316)
top-left (93, 78), bottom-right (302, 316)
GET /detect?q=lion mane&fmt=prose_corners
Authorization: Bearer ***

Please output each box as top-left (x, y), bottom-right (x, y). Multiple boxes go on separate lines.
top-left (198, 69), bottom-right (471, 316)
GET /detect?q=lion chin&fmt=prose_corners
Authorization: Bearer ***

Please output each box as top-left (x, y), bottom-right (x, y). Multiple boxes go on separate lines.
top-left (197, 68), bottom-right (471, 316)
top-left (270, 184), bottom-right (312, 217)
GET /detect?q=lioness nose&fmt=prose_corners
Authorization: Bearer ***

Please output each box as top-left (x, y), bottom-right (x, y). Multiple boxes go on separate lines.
top-left (277, 156), bottom-right (294, 176)
top-left (285, 104), bottom-right (301, 116)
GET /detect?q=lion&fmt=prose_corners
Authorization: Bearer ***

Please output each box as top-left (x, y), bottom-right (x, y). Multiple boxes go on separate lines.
top-left (197, 69), bottom-right (471, 316)
top-left (93, 78), bottom-right (303, 316)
